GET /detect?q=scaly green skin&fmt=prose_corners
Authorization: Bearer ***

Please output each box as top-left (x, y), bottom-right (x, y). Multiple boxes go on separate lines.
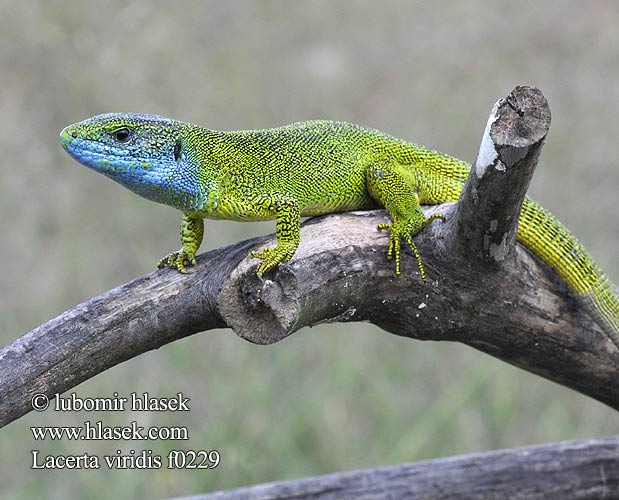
top-left (59, 113), bottom-right (619, 349)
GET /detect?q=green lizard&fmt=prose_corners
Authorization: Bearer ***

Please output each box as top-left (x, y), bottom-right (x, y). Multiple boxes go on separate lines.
top-left (59, 113), bottom-right (619, 349)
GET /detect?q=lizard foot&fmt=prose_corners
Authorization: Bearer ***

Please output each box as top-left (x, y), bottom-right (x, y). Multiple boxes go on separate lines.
top-left (377, 213), bottom-right (445, 278)
top-left (157, 249), bottom-right (196, 273)
top-left (250, 243), bottom-right (296, 275)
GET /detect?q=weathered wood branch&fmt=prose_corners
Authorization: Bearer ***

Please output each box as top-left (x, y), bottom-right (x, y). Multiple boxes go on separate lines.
top-left (449, 86), bottom-right (550, 262)
top-left (173, 436), bottom-right (619, 500)
top-left (1, 86), bottom-right (617, 430)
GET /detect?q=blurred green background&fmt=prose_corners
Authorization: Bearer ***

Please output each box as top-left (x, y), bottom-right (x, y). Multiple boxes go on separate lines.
top-left (1, 1), bottom-right (618, 498)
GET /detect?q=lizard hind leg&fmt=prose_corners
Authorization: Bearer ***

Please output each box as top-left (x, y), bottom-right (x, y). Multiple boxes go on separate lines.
top-left (366, 159), bottom-right (445, 278)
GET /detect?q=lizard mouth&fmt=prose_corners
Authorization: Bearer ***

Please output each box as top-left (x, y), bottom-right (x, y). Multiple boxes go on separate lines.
top-left (59, 127), bottom-right (161, 191)
top-left (59, 128), bottom-right (130, 171)
top-left (59, 126), bottom-right (76, 150)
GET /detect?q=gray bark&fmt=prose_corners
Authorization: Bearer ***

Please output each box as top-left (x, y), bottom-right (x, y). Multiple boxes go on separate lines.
top-left (449, 86), bottom-right (550, 263)
top-left (173, 437), bottom-right (619, 500)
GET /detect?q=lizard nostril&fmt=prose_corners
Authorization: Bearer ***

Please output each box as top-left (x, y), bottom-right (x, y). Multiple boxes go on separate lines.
top-left (71, 132), bottom-right (77, 138)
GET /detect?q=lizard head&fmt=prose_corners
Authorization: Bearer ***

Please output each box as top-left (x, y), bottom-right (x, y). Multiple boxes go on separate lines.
top-left (60, 113), bottom-right (211, 209)
top-left (60, 112), bottom-right (182, 182)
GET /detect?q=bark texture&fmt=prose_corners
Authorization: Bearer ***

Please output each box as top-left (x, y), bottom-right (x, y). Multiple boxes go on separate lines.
top-left (176, 437), bottom-right (619, 500)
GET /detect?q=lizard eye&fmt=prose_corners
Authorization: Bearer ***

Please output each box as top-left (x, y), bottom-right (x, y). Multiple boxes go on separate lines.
top-left (112, 128), bottom-right (132, 143)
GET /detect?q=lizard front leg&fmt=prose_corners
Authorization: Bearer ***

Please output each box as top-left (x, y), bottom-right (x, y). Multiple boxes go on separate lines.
top-left (249, 193), bottom-right (301, 275)
top-left (366, 159), bottom-right (445, 278)
top-left (158, 212), bottom-right (204, 273)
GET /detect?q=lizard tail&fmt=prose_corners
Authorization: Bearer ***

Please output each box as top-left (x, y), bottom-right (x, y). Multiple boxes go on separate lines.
top-left (578, 278), bottom-right (619, 350)
top-left (518, 198), bottom-right (619, 350)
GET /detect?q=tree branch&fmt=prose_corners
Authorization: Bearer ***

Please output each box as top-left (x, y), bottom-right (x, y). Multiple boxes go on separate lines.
top-left (171, 437), bottom-right (619, 500)
top-left (449, 85), bottom-right (550, 263)
top-left (1, 86), bottom-right (617, 429)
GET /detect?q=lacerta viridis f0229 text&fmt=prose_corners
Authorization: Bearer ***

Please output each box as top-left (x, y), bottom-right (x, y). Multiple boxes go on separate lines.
top-left (59, 113), bottom-right (619, 349)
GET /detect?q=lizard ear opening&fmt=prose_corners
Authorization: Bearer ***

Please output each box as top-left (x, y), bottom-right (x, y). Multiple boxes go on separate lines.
top-left (174, 139), bottom-right (182, 162)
